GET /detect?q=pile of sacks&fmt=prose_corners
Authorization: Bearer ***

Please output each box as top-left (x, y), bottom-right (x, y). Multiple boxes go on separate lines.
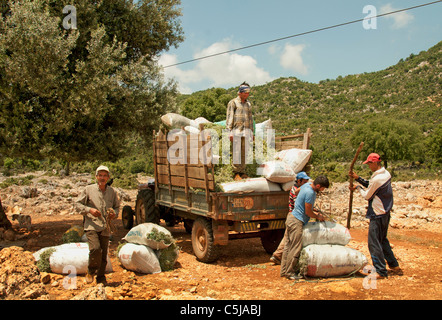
top-left (160, 112), bottom-right (312, 193)
top-left (298, 221), bottom-right (368, 278)
top-left (34, 242), bottom-right (113, 275)
top-left (117, 223), bottom-right (179, 274)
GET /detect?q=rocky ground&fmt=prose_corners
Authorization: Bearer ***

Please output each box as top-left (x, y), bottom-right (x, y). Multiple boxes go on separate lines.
top-left (0, 171), bottom-right (441, 301)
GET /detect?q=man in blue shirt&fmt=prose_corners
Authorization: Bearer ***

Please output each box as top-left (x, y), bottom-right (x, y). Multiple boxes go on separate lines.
top-left (280, 175), bottom-right (330, 280)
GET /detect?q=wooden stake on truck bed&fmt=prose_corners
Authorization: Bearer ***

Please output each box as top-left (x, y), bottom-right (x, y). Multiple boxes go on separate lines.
top-left (347, 142), bottom-right (364, 229)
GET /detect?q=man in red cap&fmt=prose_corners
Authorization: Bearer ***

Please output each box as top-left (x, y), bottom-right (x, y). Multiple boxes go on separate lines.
top-left (349, 153), bottom-right (402, 279)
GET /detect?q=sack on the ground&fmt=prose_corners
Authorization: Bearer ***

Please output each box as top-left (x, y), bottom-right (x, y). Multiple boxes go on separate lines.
top-left (275, 148), bottom-right (312, 173)
top-left (123, 223), bottom-right (173, 250)
top-left (260, 160), bottom-right (296, 183)
top-left (303, 221), bottom-right (351, 247)
top-left (156, 242), bottom-right (180, 272)
top-left (118, 243), bottom-right (161, 274)
top-left (220, 177), bottom-right (282, 193)
top-left (161, 113), bottom-right (191, 128)
top-left (33, 243), bottom-right (113, 275)
top-left (299, 244), bottom-right (368, 278)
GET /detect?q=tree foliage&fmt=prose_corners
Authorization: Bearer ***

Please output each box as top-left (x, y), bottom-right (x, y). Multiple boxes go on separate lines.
top-left (350, 117), bottom-right (421, 167)
top-left (0, 0), bottom-right (183, 167)
top-left (180, 88), bottom-right (232, 122)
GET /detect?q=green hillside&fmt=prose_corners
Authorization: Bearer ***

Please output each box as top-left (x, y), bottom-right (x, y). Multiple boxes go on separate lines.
top-left (178, 41), bottom-right (441, 179)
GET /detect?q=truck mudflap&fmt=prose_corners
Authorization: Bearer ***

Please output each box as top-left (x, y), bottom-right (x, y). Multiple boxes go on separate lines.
top-left (236, 219), bottom-right (285, 233)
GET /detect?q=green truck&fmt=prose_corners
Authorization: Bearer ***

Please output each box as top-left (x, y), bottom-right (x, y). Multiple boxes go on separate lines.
top-left (122, 128), bottom-right (311, 263)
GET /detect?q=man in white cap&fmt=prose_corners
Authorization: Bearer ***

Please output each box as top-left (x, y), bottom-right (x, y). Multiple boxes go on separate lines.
top-left (349, 153), bottom-right (402, 279)
top-left (76, 165), bottom-right (120, 284)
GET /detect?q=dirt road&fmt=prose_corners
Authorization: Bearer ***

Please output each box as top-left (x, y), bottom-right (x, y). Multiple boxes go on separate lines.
top-left (15, 214), bottom-right (441, 301)
top-left (0, 173), bottom-right (441, 300)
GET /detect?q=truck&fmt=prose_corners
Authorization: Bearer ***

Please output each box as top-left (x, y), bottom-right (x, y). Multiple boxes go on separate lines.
top-left (122, 127), bottom-right (311, 263)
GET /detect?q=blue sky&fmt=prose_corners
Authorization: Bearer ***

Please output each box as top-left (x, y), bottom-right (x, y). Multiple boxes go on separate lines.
top-left (158, 0), bottom-right (442, 94)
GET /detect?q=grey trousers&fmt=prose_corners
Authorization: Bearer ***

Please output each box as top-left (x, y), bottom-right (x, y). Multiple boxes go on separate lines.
top-left (280, 213), bottom-right (304, 277)
top-left (86, 230), bottom-right (109, 277)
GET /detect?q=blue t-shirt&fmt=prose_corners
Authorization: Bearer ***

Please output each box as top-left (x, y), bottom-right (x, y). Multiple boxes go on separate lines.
top-left (292, 183), bottom-right (316, 225)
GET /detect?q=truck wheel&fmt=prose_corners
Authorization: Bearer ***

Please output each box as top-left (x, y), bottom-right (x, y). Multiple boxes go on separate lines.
top-left (121, 205), bottom-right (134, 230)
top-left (260, 229), bottom-right (285, 254)
top-left (135, 188), bottom-right (160, 225)
top-left (191, 217), bottom-right (220, 263)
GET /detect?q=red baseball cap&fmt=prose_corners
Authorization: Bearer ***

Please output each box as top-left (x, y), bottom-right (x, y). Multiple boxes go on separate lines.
top-left (363, 153), bottom-right (381, 164)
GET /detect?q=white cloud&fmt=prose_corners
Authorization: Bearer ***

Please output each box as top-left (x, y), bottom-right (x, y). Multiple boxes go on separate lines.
top-left (278, 43), bottom-right (308, 75)
top-left (159, 39), bottom-right (274, 94)
top-left (380, 4), bottom-right (414, 29)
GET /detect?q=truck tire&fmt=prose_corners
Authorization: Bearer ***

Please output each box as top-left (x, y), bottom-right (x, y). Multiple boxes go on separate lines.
top-left (260, 229), bottom-right (285, 254)
top-left (122, 205), bottom-right (134, 230)
top-left (135, 188), bottom-right (160, 225)
top-left (191, 217), bottom-right (220, 263)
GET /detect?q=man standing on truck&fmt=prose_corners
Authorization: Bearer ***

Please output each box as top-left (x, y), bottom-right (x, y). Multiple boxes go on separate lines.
top-left (226, 82), bottom-right (254, 181)
top-left (280, 175), bottom-right (329, 280)
top-left (349, 153), bottom-right (402, 279)
top-left (76, 165), bottom-right (120, 284)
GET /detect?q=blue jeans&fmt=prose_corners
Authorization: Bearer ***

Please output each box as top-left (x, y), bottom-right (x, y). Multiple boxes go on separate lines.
top-left (368, 214), bottom-right (399, 277)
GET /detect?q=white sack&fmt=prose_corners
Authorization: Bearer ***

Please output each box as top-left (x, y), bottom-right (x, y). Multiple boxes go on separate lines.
top-left (118, 243), bottom-right (161, 274)
top-left (190, 117), bottom-right (212, 128)
top-left (302, 221), bottom-right (351, 247)
top-left (281, 180), bottom-right (296, 191)
top-left (123, 223), bottom-right (172, 250)
top-left (184, 125), bottom-right (200, 134)
top-left (275, 148), bottom-right (312, 173)
top-left (260, 160), bottom-right (296, 183)
top-left (33, 243), bottom-right (112, 275)
top-left (220, 177), bottom-right (282, 193)
top-left (161, 113), bottom-right (191, 128)
top-left (299, 244), bottom-right (368, 278)
top-left (255, 119), bottom-right (272, 136)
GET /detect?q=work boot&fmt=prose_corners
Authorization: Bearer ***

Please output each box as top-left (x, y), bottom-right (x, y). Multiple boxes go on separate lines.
top-left (389, 266), bottom-right (404, 276)
top-left (85, 272), bottom-right (95, 284)
top-left (96, 275), bottom-right (107, 285)
top-left (286, 273), bottom-right (303, 280)
top-left (270, 256), bottom-right (281, 265)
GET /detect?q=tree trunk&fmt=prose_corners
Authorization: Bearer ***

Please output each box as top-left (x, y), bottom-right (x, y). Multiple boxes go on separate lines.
top-left (0, 196), bottom-right (12, 229)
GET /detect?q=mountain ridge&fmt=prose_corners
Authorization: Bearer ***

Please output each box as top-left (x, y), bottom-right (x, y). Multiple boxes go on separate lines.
top-left (178, 41), bottom-right (441, 166)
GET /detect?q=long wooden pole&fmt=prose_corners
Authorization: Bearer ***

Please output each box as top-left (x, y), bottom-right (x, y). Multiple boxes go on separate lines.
top-left (347, 142), bottom-right (364, 229)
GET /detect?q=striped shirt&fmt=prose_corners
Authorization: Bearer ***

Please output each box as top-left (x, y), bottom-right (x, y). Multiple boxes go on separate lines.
top-left (226, 96), bottom-right (253, 132)
top-left (288, 184), bottom-right (300, 212)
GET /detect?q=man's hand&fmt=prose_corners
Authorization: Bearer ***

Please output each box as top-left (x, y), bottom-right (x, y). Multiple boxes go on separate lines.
top-left (107, 208), bottom-right (117, 220)
top-left (349, 170), bottom-right (359, 180)
top-left (348, 185), bottom-right (358, 192)
top-left (89, 208), bottom-right (101, 217)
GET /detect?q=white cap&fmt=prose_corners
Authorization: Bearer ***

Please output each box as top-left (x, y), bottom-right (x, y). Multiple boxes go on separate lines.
top-left (96, 165), bottom-right (110, 175)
